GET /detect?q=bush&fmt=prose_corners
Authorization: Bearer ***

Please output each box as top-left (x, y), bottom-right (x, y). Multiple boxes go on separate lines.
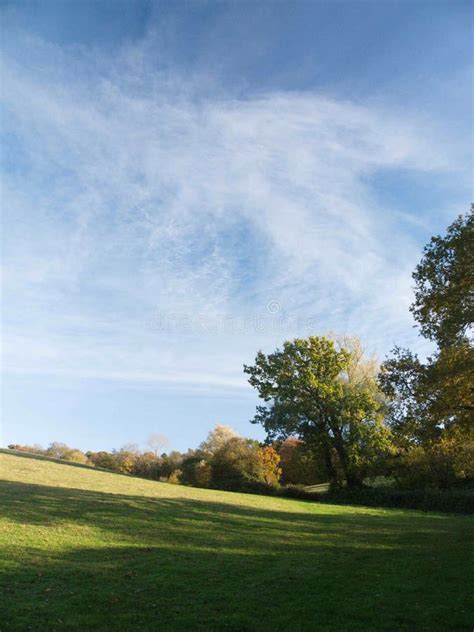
top-left (238, 479), bottom-right (279, 496)
top-left (87, 451), bottom-right (121, 472)
top-left (320, 486), bottom-right (474, 514)
top-left (255, 482), bottom-right (473, 513)
top-left (394, 433), bottom-right (474, 490)
top-left (279, 484), bottom-right (321, 501)
top-left (209, 438), bottom-right (266, 491)
top-left (167, 469), bottom-right (182, 484)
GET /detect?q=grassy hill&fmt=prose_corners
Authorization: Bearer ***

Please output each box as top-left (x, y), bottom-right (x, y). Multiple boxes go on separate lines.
top-left (0, 452), bottom-right (472, 631)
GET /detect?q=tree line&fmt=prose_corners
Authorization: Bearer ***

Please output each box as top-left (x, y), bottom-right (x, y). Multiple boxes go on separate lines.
top-left (8, 207), bottom-right (473, 499)
top-left (8, 427), bottom-right (325, 492)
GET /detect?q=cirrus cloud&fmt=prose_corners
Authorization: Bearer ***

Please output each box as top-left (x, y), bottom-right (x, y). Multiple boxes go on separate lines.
top-left (1, 36), bottom-right (469, 389)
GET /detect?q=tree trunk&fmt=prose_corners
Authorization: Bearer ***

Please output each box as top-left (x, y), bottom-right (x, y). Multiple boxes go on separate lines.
top-left (345, 471), bottom-right (364, 489)
top-left (331, 433), bottom-right (363, 489)
top-left (322, 441), bottom-right (338, 486)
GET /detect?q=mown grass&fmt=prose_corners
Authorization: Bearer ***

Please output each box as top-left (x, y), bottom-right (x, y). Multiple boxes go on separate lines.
top-left (0, 453), bottom-right (472, 631)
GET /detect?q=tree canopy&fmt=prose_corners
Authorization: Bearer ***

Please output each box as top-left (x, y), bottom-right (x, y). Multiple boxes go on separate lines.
top-left (380, 207), bottom-right (474, 447)
top-left (411, 207), bottom-right (473, 347)
top-left (244, 336), bottom-right (392, 488)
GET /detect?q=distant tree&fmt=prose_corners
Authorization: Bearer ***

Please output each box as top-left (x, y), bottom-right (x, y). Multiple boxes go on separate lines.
top-left (244, 336), bottom-right (393, 488)
top-left (210, 437), bottom-right (266, 491)
top-left (121, 443), bottom-right (141, 455)
top-left (180, 452), bottom-right (212, 488)
top-left (256, 446), bottom-right (282, 486)
top-left (147, 433), bottom-right (169, 457)
top-left (86, 451), bottom-right (121, 472)
top-left (46, 442), bottom-right (72, 459)
top-left (159, 451), bottom-right (184, 478)
top-left (112, 446), bottom-right (140, 474)
top-left (133, 451), bottom-right (162, 480)
top-left (199, 425), bottom-right (239, 456)
top-left (66, 450), bottom-right (90, 464)
top-left (8, 444), bottom-right (45, 455)
top-left (45, 442), bottom-right (90, 464)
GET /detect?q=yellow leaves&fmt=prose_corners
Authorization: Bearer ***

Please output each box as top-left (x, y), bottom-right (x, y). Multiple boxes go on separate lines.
top-left (256, 446), bottom-right (282, 486)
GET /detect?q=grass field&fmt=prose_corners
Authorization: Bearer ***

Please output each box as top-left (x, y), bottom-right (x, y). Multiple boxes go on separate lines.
top-left (0, 452), bottom-right (472, 631)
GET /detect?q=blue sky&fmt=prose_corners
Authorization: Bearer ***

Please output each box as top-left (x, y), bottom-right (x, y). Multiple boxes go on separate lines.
top-left (1, 0), bottom-right (472, 452)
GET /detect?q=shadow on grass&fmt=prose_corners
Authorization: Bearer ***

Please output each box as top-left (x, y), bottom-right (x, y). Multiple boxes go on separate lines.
top-left (0, 479), bottom-right (453, 545)
top-left (0, 480), bottom-right (472, 631)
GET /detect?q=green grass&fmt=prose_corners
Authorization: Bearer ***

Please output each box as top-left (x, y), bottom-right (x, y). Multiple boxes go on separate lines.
top-left (1, 453), bottom-right (472, 631)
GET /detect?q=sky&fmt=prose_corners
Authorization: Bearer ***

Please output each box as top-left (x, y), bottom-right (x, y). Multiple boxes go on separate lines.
top-left (0, 0), bottom-right (472, 453)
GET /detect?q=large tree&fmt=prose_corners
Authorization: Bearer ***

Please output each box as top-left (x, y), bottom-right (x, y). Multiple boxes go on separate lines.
top-left (244, 336), bottom-right (392, 488)
top-left (411, 207), bottom-right (473, 347)
top-left (380, 208), bottom-right (474, 446)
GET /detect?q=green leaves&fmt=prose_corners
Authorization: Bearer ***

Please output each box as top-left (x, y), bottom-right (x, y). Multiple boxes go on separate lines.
top-left (381, 207), bottom-right (474, 449)
top-left (244, 336), bottom-right (391, 487)
top-left (411, 207), bottom-right (473, 347)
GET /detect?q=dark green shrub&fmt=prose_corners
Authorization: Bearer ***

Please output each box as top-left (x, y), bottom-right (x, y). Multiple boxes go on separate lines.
top-left (239, 479), bottom-right (279, 495)
top-left (321, 486), bottom-right (474, 514)
top-left (209, 437), bottom-right (265, 491)
top-left (267, 482), bottom-right (473, 513)
top-left (279, 484), bottom-right (321, 501)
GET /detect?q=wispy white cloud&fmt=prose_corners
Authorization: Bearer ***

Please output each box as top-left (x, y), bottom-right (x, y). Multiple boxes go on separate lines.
top-left (1, 35), bottom-right (469, 389)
